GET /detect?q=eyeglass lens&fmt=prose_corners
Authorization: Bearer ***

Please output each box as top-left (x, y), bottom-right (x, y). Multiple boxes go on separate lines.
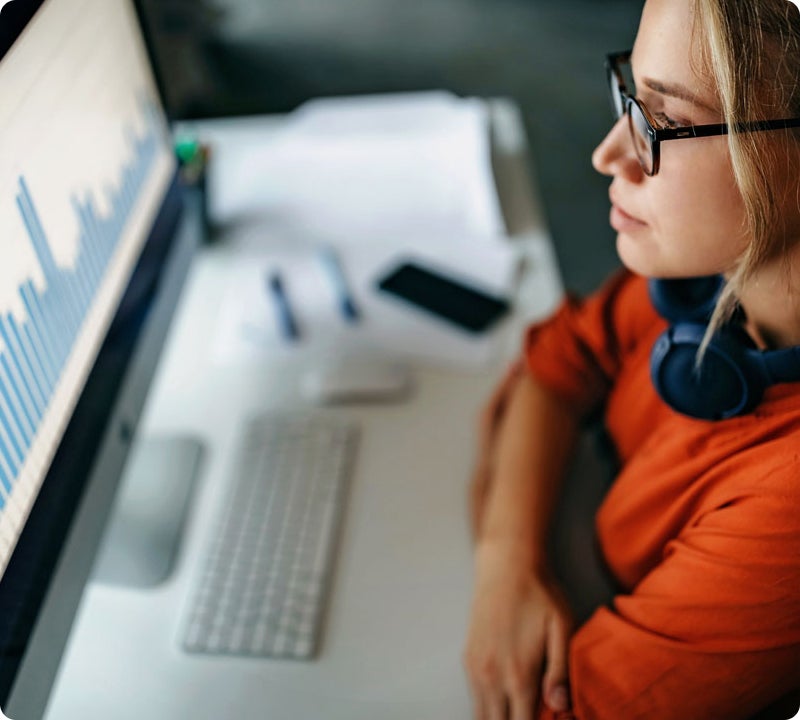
top-left (628, 102), bottom-right (655, 174)
top-left (607, 60), bottom-right (655, 175)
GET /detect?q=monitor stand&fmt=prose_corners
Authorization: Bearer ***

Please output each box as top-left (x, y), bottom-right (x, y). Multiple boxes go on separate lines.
top-left (91, 435), bottom-right (204, 588)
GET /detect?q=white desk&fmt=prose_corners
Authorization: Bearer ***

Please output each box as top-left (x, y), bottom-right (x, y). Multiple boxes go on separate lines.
top-left (44, 99), bottom-right (562, 720)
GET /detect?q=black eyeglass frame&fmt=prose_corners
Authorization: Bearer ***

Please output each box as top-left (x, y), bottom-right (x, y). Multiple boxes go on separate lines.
top-left (605, 50), bottom-right (800, 176)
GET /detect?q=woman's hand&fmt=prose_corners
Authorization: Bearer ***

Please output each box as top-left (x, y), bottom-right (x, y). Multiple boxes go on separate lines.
top-left (464, 543), bottom-right (574, 720)
top-left (470, 364), bottom-right (523, 539)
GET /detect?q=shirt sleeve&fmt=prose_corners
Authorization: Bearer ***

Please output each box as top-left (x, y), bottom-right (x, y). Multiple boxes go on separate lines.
top-left (539, 472), bottom-right (800, 720)
top-left (523, 269), bottom-right (658, 418)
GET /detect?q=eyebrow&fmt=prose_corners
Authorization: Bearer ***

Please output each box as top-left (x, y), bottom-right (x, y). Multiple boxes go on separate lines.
top-left (641, 77), bottom-right (720, 115)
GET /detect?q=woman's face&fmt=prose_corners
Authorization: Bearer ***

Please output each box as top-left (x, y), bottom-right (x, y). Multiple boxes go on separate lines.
top-left (592, 0), bottom-right (750, 279)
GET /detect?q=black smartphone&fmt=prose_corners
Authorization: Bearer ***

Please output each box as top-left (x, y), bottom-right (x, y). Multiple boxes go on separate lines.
top-left (375, 259), bottom-right (511, 334)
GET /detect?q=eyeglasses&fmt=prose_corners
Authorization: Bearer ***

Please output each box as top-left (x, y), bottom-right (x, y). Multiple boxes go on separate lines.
top-left (605, 50), bottom-right (800, 176)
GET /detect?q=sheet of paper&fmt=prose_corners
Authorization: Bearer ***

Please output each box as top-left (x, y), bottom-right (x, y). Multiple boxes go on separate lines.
top-left (211, 229), bottom-right (519, 370)
top-left (202, 91), bottom-right (506, 243)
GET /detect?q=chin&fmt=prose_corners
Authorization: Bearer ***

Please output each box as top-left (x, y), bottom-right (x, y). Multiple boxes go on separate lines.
top-left (615, 233), bottom-right (662, 277)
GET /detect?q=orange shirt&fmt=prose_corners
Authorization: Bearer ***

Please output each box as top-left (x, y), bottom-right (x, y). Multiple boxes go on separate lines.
top-left (524, 270), bottom-right (800, 720)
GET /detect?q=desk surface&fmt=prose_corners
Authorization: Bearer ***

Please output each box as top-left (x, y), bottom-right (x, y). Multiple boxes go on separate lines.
top-left (45, 100), bottom-right (562, 720)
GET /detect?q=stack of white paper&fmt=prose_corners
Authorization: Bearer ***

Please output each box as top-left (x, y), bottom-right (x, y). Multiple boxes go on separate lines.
top-left (206, 91), bottom-right (506, 243)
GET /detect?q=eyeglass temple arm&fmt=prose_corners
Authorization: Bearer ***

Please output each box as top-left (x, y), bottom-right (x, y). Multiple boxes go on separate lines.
top-left (658, 117), bottom-right (800, 141)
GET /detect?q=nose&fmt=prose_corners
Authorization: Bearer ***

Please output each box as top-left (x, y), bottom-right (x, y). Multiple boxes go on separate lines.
top-left (591, 115), bottom-right (643, 182)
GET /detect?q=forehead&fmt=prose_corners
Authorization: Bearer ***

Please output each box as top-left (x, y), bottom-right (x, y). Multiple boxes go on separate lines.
top-left (631, 0), bottom-right (715, 100)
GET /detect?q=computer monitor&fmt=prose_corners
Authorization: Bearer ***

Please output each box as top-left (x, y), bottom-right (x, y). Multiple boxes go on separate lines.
top-left (0, 0), bottom-right (197, 716)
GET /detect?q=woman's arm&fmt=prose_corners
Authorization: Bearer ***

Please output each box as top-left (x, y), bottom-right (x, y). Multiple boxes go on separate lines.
top-left (478, 372), bottom-right (580, 554)
top-left (464, 371), bottom-right (583, 720)
top-left (464, 271), bottom-right (647, 719)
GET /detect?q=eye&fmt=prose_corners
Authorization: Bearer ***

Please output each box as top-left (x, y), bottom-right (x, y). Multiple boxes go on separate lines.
top-left (653, 111), bottom-right (684, 129)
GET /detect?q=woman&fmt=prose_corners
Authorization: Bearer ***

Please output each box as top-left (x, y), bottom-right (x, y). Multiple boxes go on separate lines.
top-left (464, 1), bottom-right (800, 718)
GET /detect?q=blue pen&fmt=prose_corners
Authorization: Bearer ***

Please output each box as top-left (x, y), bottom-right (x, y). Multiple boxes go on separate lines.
top-left (267, 271), bottom-right (300, 341)
top-left (319, 245), bottom-right (360, 323)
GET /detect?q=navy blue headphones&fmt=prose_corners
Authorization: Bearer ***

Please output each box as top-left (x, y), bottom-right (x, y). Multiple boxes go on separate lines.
top-left (649, 276), bottom-right (800, 420)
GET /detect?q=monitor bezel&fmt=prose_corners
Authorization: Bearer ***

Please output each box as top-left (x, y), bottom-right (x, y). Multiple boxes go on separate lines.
top-left (0, 0), bottom-right (45, 61)
top-left (0, 3), bottom-right (198, 715)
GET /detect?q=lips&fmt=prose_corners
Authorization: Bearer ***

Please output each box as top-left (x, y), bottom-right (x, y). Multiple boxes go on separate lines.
top-left (608, 190), bottom-right (647, 232)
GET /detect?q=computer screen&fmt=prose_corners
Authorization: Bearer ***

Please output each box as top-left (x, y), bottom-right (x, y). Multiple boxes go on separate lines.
top-left (0, 0), bottom-right (195, 715)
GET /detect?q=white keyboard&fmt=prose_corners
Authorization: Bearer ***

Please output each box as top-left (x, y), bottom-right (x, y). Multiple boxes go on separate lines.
top-left (182, 413), bottom-right (359, 660)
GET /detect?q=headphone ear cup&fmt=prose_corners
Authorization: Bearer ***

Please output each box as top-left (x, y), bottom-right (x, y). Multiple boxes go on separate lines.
top-left (650, 322), bottom-right (763, 420)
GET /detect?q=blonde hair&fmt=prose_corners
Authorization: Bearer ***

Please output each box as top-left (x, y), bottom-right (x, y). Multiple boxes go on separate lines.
top-left (692, 0), bottom-right (800, 357)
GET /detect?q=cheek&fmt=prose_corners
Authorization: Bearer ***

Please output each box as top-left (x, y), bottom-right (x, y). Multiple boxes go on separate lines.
top-left (656, 142), bottom-right (749, 265)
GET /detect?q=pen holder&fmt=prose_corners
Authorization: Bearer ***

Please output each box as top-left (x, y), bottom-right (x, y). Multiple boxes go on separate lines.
top-left (175, 138), bottom-right (213, 243)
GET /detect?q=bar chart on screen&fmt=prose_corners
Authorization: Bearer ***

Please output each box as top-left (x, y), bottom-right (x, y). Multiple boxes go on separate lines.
top-left (0, 100), bottom-right (166, 571)
top-left (0, 0), bottom-right (175, 575)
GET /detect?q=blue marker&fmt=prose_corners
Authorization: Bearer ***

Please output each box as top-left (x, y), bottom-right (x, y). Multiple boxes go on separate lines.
top-left (266, 271), bottom-right (300, 341)
top-left (319, 245), bottom-right (360, 323)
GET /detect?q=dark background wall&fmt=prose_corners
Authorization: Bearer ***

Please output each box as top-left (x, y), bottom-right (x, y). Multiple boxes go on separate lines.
top-left (137, 0), bottom-right (643, 294)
